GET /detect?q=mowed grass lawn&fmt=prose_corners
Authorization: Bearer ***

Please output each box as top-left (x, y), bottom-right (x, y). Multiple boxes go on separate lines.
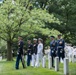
top-left (0, 60), bottom-right (76, 75)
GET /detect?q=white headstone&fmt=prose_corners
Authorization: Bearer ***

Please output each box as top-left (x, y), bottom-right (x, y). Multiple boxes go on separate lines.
top-left (42, 56), bottom-right (46, 68)
top-left (64, 58), bottom-right (69, 75)
top-left (0, 56), bottom-right (2, 61)
top-left (55, 57), bottom-right (59, 71)
top-left (0, 0), bottom-right (3, 4)
top-left (48, 56), bottom-right (52, 69)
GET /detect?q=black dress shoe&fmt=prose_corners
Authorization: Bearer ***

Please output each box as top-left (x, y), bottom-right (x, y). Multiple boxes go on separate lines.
top-left (23, 66), bottom-right (26, 69)
top-left (16, 68), bottom-right (19, 70)
top-left (52, 66), bottom-right (55, 68)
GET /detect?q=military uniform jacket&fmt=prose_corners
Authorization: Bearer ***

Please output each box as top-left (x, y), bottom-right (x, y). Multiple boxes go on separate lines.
top-left (57, 39), bottom-right (65, 54)
top-left (37, 43), bottom-right (43, 54)
top-left (27, 44), bottom-right (33, 55)
top-left (50, 40), bottom-right (57, 56)
top-left (32, 43), bottom-right (38, 55)
top-left (18, 40), bottom-right (24, 55)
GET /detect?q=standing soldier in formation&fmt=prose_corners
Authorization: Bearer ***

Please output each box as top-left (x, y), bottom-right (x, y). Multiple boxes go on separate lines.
top-left (31, 38), bottom-right (38, 67)
top-left (50, 36), bottom-right (57, 68)
top-left (15, 36), bottom-right (25, 70)
top-left (57, 34), bottom-right (65, 62)
top-left (27, 40), bottom-right (33, 66)
top-left (35, 38), bottom-right (43, 67)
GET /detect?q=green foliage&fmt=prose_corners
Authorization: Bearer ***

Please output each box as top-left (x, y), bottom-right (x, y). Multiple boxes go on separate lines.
top-left (21, 8), bottom-right (60, 37)
top-left (30, 0), bottom-right (76, 45)
top-left (0, 0), bottom-right (26, 41)
top-left (0, 40), bottom-right (7, 52)
top-left (0, 0), bottom-right (60, 42)
top-left (45, 0), bottom-right (76, 44)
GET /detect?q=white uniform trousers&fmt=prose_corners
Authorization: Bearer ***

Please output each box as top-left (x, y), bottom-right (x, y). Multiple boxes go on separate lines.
top-left (31, 54), bottom-right (37, 67)
top-left (35, 53), bottom-right (43, 67)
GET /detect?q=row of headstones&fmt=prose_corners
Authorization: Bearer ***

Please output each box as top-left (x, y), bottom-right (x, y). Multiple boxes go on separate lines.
top-left (42, 56), bottom-right (69, 75)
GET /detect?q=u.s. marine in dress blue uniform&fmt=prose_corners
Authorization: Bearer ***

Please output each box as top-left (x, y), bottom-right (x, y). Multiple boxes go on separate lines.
top-left (57, 34), bottom-right (65, 62)
top-left (50, 36), bottom-right (57, 67)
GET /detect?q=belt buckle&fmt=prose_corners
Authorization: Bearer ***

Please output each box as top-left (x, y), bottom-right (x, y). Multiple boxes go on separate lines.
top-left (60, 51), bottom-right (62, 53)
top-left (52, 51), bottom-right (54, 53)
top-left (60, 49), bottom-right (63, 53)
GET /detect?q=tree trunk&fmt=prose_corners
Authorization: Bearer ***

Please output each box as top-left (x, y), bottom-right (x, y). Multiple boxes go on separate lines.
top-left (7, 41), bottom-right (13, 61)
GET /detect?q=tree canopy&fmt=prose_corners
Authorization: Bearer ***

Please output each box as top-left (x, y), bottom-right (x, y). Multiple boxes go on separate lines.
top-left (0, 0), bottom-right (61, 60)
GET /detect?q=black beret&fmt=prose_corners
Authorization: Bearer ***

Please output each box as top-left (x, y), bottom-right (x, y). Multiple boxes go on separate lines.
top-left (50, 36), bottom-right (55, 38)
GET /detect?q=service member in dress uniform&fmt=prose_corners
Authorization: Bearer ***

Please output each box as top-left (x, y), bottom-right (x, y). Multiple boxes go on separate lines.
top-left (31, 38), bottom-right (38, 67)
top-left (15, 36), bottom-right (25, 69)
top-left (50, 36), bottom-right (57, 67)
top-left (35, 38), bottom-right (43, 67)
top-left (27, 40), bottom-right (33, 66)
top-left (57, 34), bottom-right (65, 62)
